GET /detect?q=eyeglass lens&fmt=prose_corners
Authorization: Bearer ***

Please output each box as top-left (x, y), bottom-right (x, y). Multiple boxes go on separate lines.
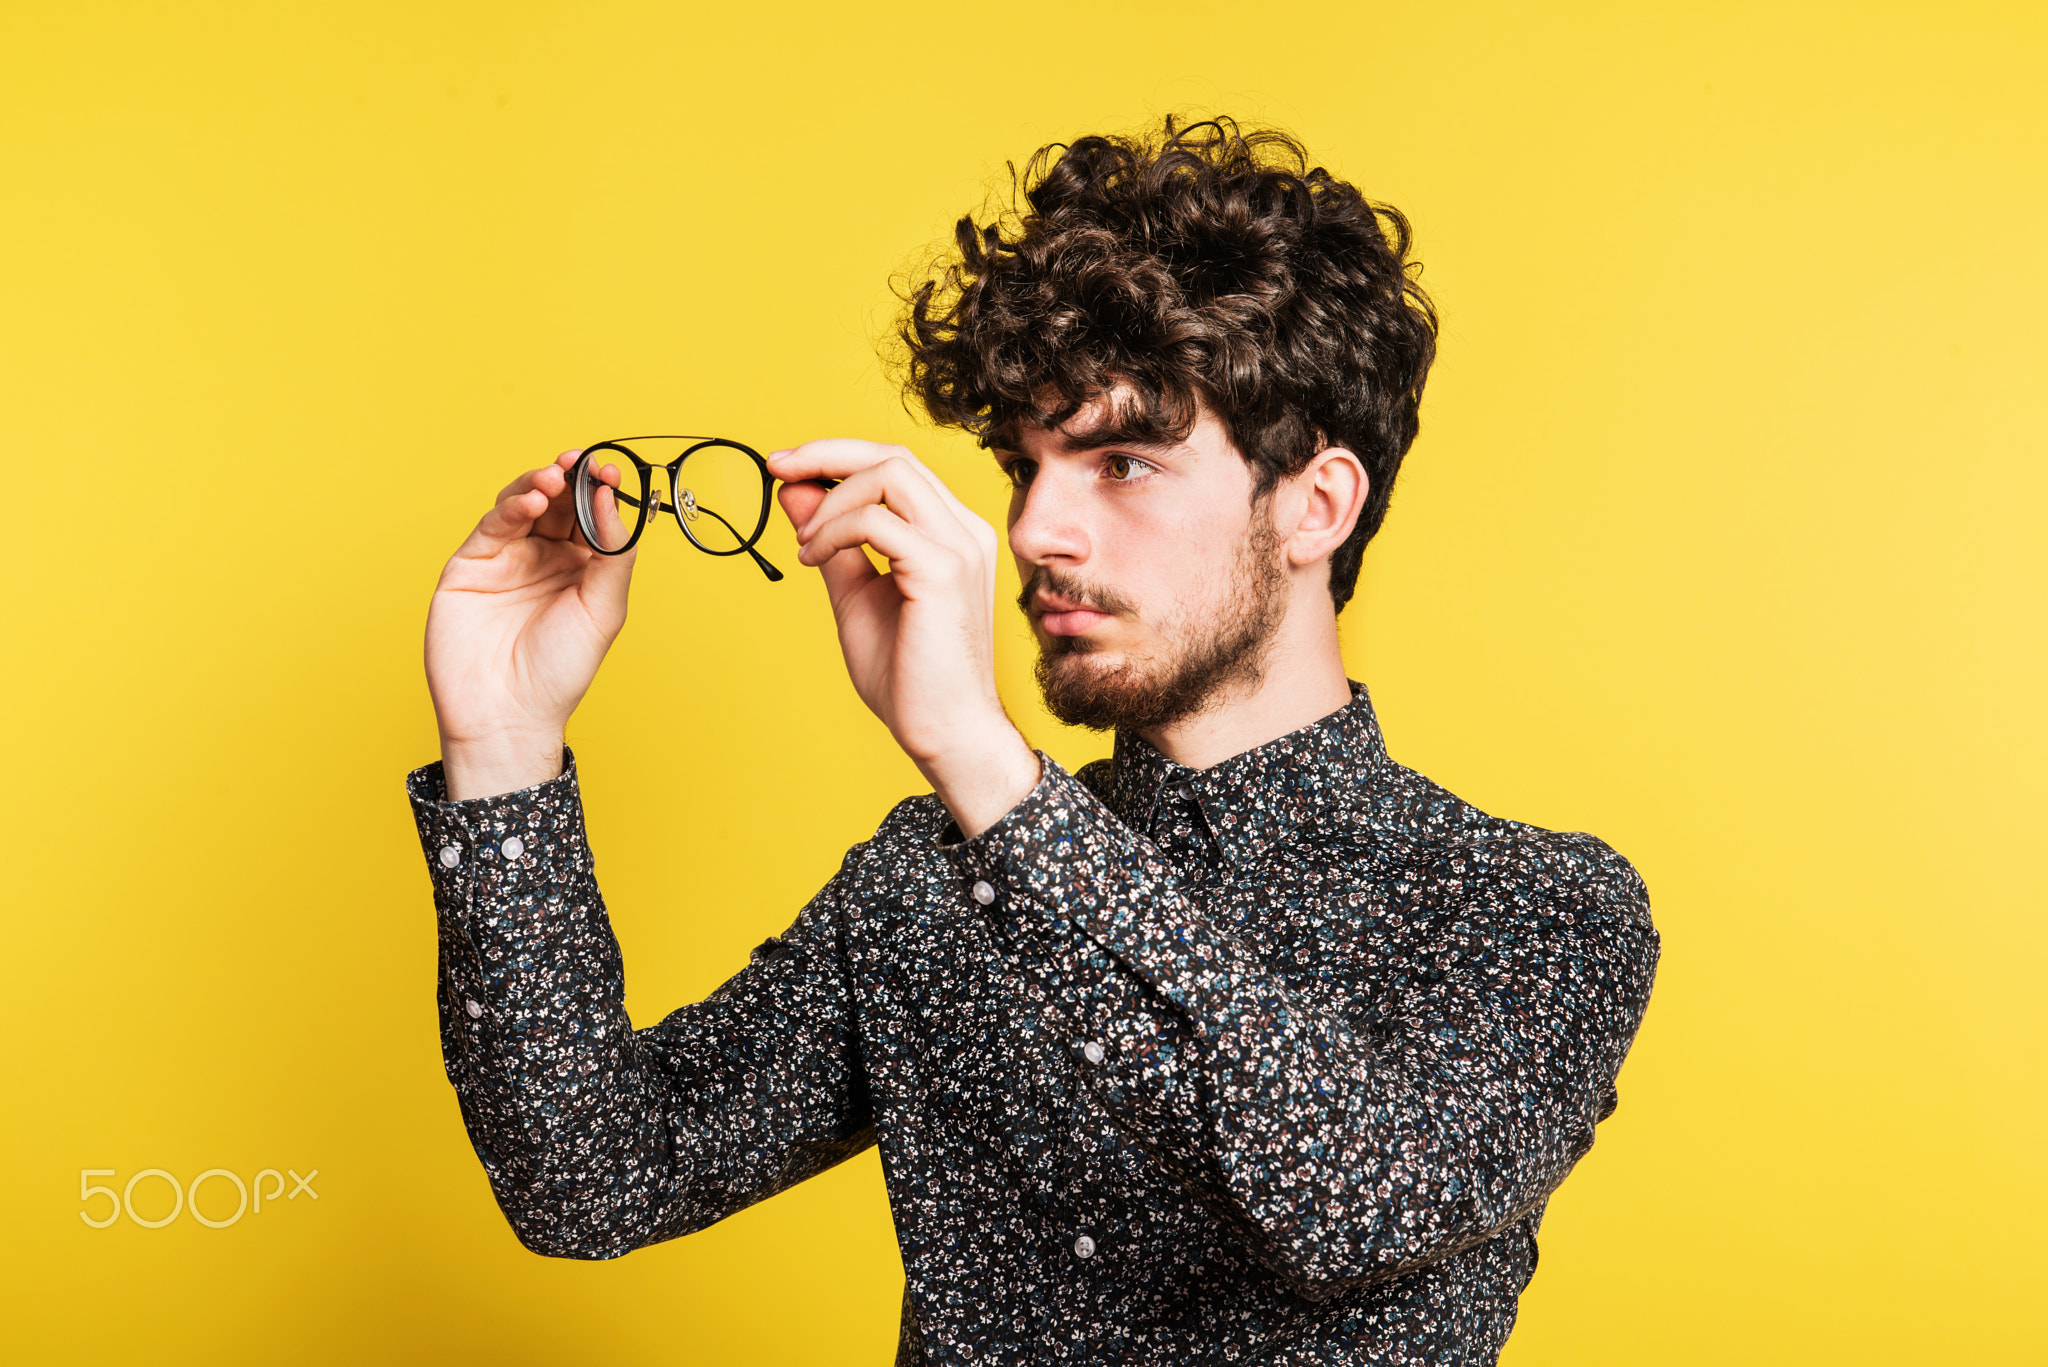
top-left (672, 442), bottom-right (767, 555)
top-left (573, 446), bottom-right (648, 554)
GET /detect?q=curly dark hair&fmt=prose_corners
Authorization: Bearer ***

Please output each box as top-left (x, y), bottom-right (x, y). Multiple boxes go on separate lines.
top-left (899, 117), bottom-right (1438, 611)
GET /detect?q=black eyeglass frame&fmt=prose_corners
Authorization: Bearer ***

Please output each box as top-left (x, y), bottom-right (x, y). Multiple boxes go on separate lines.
top-left (571, 435), bottom-right (784, 582)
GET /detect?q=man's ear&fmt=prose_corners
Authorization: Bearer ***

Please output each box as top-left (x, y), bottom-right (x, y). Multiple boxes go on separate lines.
top-left (1279, 448), bottom-right (1370, 568)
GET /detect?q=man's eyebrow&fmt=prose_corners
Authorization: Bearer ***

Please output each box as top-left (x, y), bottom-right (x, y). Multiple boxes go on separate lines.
top-left (988, 414), bottom-right (1191, 459)
top-left (1049, 421), bottom-right (1185, 455)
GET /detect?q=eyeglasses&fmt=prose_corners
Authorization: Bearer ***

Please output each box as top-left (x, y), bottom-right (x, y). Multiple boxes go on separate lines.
top-left (571, 435), bottom-right (785, 581)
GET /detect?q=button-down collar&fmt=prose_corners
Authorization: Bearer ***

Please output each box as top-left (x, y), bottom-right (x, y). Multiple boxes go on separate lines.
top-left (1100, 682), bottom-right (1392, 868)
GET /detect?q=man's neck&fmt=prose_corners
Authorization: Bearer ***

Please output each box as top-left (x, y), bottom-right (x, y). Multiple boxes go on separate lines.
top-left (1138, 594), bottom-right (1354, 772)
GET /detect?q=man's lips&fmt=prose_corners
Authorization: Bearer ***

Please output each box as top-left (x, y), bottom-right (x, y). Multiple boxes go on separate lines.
top-left (1040, 608), bottom-right (1112, 636)
top-left (1032, 593), bottom-right (1113, 636)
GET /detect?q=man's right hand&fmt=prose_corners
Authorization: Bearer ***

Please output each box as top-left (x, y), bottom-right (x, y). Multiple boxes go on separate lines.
top-left (425, 450), bottom-right (638, 800)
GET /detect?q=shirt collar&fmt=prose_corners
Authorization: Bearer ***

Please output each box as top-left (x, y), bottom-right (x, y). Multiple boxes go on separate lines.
top-left (1103, 681), bottom-right (1391, 867)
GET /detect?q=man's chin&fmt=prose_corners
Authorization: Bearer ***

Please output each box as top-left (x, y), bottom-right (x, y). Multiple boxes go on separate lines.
top-left (1038, 629), bottom-right (1112, 659)
top-left (1034, 649), bottom-right (1165, 732)
top-left (1037, 644), bottom-right (1132, 680)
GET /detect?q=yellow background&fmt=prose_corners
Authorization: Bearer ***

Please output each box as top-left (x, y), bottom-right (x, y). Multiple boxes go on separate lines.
top-left (3, 0), bottom-right (2042, 1361)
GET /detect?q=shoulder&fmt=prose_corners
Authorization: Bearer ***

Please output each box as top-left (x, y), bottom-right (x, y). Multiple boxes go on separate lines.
top-left (1442, 825), bottom-right (1654, 943)
top-left (1355, 768), bottom-right (1661, 1033)
top-left (1329, 760), bottom-right (1656, 942)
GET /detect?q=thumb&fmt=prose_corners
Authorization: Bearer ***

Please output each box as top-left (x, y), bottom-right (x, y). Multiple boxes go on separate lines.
top-left (579, 540), bottom-right (639, 633)
top-left (778, 479), bottom-right (829, 530)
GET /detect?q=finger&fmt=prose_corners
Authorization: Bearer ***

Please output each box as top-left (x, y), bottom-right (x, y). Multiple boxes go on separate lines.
top-left (766, 438), bottom-right (911, 486)
top-left (773, 468), bottom-right (883, 608)
top-left (575, 476), bottom-right (641, 552)
top-left (814, 536), bottom-right (882, 611)
top-left (772, 441), bottom-right (994, 573)
top-left (481, 460), bottom-right (584, 545)
top-left (551, 450), bottom-right (640, 550)
top-left (575, 521), bottom-right (640, 625)
top-left (892, 447), bottom-right (983, 531)
top-left (777, 478), bottom-right (829, 532)
top-left (785, 440), bottom-right (983, 532)
top-left (794, 457), bottom-right (966, 551)
top-left (799, 504), bottom-right (956, 582)
top-left (456, 482), bottom-right (553, 559)
top-left (493, 465), bottom-right (549, 504)
top-left (794, 463), bottom-right (946, 541)
top-left (530, 460), bottom-right (581, 541)
top-left (489, 453), bottom-right (582, 521)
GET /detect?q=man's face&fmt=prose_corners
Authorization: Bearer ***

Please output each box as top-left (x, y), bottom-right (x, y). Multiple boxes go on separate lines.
top-left (1002, 389), bottom-right (1288, 733)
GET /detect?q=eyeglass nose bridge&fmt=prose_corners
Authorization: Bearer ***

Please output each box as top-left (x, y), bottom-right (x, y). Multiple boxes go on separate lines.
top-left (643, 471), bottom-right (700, 524)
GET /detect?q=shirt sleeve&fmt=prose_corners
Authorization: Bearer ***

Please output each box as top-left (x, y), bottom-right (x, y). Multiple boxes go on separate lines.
top-left (406, 753), bottom-right (874, 1259)
top-left (940, 754), bottom-right (1658, 1300)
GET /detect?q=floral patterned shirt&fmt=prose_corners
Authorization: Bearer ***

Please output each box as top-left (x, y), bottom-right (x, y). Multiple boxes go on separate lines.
top-left (407, 685), bottom-right (1658, 1365)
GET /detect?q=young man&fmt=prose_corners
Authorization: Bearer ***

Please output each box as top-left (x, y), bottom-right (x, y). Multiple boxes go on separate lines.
top-left (412, 120), bottom-right (1658, 1364)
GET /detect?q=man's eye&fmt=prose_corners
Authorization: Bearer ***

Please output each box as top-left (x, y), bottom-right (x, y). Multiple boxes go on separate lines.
top-left (1003, 459), bottom-right (1038, 487)
top-left (1105, 455), bottom-right (1152, 480)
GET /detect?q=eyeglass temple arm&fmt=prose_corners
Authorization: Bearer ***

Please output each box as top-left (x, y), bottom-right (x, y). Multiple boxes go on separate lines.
top-left (742, 479), bottom-right (833, 582)
top-left (686, 502), bottom-right (785, 583)
top-left (708, 477), bottom-right (838, 582)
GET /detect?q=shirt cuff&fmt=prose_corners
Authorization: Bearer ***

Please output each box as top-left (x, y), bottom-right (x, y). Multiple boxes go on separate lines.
top-left (406, 749), bottom-right (593, 920)
top-left (937, 753), bottom-right (1141, 942)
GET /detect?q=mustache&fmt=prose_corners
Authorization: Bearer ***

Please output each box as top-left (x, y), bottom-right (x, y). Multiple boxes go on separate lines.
top-left (1016, 565), bottom-right (1137, 619)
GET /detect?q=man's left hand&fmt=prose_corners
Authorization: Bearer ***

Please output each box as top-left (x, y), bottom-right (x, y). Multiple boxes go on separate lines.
top-left (769, 440), bottom-right (1040, 838)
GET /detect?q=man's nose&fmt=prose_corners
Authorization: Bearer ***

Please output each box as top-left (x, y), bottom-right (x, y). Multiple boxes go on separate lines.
top-left (1007, 469), bottom-right (1091, 568)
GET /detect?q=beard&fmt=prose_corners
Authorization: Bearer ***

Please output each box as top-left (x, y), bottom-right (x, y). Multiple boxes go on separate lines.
top-left (1024, 509), bottom-right (1288, 734)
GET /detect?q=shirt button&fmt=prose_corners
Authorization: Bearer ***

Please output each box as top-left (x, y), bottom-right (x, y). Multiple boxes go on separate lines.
top-left (500, 835), bottom-right (525, 860)
top-left (464, 999), bottom-right (483, 1019)
top-left (1081, 1040), bottom-right (1106, 1066)
top-left (438, 845), bottom-right (462, 869)
top-left (971, 880), bottom-right (996, 906)
top-left (1073, 1233), bottom-right (1096, 1259)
